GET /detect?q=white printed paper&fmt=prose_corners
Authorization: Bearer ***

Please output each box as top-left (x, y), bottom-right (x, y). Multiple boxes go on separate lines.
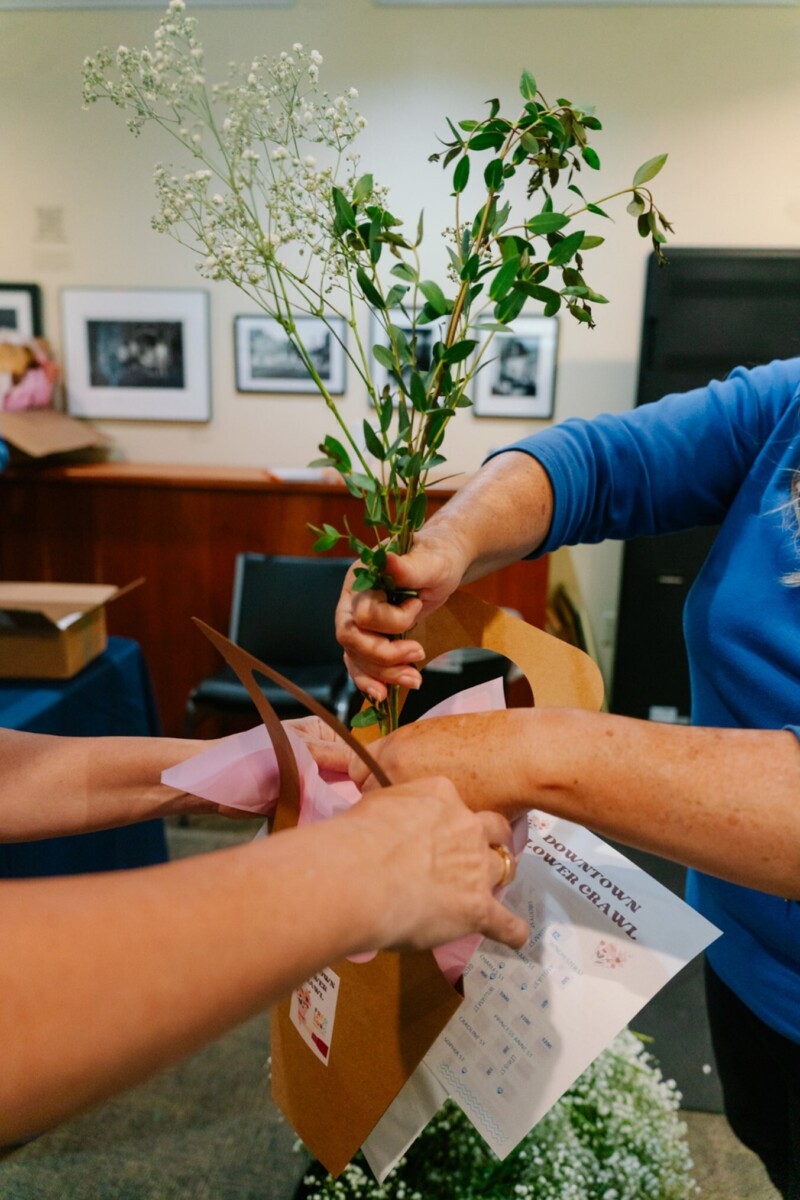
top-left (290, 967), bottom-right (340, 1065)
top-left (363, 813), bottom-right (720, 1177)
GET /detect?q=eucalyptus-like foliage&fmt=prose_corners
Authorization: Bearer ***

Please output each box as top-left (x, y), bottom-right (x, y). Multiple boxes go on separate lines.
top-left (84, 0), bottom-right (671, 732)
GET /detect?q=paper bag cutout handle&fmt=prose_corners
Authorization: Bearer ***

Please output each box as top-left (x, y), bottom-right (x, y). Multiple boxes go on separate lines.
top-left (416, 591), bottom-right (604, 710)
top-left (192, 618), bottom-right (391, 832)
top-left (355, 590), bottom-right (604, 744)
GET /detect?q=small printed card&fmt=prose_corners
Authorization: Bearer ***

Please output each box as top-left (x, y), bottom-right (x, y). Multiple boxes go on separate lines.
top-left (290, 967), bottom-right (341, 1066)
top-left (362, 813), bottom-right (720, 1178)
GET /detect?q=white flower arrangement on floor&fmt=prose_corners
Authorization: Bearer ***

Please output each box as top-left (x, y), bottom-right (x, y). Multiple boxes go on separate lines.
top-left (297, 1030), bottom-right (698, 1200)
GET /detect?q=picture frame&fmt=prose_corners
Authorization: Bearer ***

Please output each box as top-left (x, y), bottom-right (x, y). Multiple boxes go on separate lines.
top-left (0, 283), bottom-right (43, 338)
top-left (474, 315), bottom-right (558, 419)
top-left (369, 309), bottom-right (449, 405)
top-left (234, 314), bottom-right (347, 395)
top-left (61, 288), bottom-right (211, 422)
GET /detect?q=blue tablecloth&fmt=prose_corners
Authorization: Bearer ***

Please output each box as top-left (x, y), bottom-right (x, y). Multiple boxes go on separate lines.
top-left (0, 636), bottom-right (169, 878)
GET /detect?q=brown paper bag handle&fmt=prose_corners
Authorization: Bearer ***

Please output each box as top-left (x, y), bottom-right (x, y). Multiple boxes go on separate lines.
top-left (356, 590), bottom-right (604, 743)
top-left (192, 618), bottom-right (391, 832)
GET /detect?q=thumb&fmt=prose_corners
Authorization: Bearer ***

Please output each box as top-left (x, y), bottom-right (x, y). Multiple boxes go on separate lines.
top-left (384, 545), bottom-right (446, 595)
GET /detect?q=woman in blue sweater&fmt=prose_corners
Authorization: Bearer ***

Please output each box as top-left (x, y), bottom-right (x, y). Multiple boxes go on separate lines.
top-left (336, 358), bottom-right (800, 1199)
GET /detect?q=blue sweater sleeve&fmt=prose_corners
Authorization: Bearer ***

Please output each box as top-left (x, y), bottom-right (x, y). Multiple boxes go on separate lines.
top-left (492, 358), bottom-right (800, 553)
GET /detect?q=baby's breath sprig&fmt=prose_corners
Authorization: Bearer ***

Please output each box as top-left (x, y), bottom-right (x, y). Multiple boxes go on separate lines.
top-left (84, 3), bottom-right (671, 733)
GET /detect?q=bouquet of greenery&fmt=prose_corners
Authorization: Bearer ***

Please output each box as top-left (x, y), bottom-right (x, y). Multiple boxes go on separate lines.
top-left (297, 1030), bottom-right (697, 1200)
top-left (83, 0), bottom-right (671, 732)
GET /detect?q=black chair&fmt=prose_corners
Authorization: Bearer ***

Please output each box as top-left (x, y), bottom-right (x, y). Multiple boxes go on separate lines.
top-left (184, 553), bottom-right (356, 736)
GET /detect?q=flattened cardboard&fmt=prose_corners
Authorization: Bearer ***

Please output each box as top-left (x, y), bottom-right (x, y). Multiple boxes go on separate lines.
top-left (194, 591), bottom-right (605, 1179)
top-left (0, 579), bottom-right (143, 679)
top-left (0, 408), bottom-right (109, 460)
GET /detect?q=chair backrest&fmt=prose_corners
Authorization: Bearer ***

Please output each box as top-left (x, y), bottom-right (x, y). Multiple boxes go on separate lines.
top-left (228, 553), bottom-right (352, 667)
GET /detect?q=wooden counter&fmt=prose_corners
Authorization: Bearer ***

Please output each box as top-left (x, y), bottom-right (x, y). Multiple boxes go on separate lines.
top-left (0, 463), bottom-right (548, 736)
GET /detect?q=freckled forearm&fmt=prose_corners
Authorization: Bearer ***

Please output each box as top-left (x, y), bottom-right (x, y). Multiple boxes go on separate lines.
top-left (519, 709), bottom-right (800, 898)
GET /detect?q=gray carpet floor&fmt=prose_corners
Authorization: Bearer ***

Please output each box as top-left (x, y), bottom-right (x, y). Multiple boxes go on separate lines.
top-left (0, 819), bottom-right (779, 1199)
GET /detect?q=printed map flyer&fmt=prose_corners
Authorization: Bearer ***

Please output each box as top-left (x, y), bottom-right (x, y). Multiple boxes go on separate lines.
top-left (363, 813), bottom-right (719, 1177)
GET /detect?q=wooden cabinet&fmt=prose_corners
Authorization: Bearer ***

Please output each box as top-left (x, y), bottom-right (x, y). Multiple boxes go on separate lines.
top-left (1, 463), bottom-right (548, 735)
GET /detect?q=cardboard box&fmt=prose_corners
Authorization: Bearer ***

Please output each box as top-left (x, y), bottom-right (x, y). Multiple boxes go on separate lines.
top-left (0, 580), bottom-right (140, 679)
top-left (0, 409), bottom-right (109, 462)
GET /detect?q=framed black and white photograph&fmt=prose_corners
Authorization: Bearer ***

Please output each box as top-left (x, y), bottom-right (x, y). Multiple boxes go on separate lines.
top-left (234, 314), bottom-right (347, 395)
top-left (370, 309), bottom-right (448, 404)
top-left (474, 315), bottom-right (558, 419)
top-left (0, 284), bottom-right (43, 337)
top-left (61, 288), bottom-right (210, 422)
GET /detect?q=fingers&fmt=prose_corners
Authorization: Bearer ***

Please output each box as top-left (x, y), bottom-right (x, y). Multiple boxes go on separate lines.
top-left (479, 897), bottom-right (529, 950)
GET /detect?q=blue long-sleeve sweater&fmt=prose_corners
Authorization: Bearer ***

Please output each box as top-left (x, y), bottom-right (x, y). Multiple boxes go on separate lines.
top-left (500, 358), bottom-right (800, 1043)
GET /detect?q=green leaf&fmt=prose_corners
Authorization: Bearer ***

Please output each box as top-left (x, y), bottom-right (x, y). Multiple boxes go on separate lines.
top-left (526, 211), bottom-right (570, 235)
top-left (320, 435), bottom-right (352, 472)
top-left (494, 288), bottom-right (527, 324)
top-left (460, 253), bottom-right (481, 282)
top-left (331, 186), bottom-right (356, 230)
top-left (517, 283), bottom-right (561, 308)
top-left (626, 192), bottom-right (646, 217)
top-left (419, 279), bottom-right (449, 315)
top-left (385, 283), bottom-right (408, 308)
top-left (468, 131), bottom-right (504, 153)
top-left (483, 157), bottom-right (504, 191)
top-left (443, 338), bottom-right (478, 364)
top-left (453, 155), bottom-right (470, 193)
top-left (581, 146), bottom-right (601, 170)
top-left (519, 68), bottom-right (538, 100)
top-left (458, 119), bottom-right (479, 131)
top-left (350, 705), bottom-right (381, 727)
top-left (489, 257), bottom-right (520, 302)
top-left (409, 370), bottom-right (427, 411)
top-left (310, 522), bottom-right (342, 552)
top-left (362, 420), bottom-right (386, 461)
top-left (407, 492), bottom-right (427, 530)
top-left (357, 267), bottom-right (385, 309)
top-left (391, 262), bottom-right (418, 282)
top-left (580, 234), bottom-right (605, 249)
top-left (378, 392), bottom-right (393, 432)
top-left (547, 229), bottom-right (585, 267)
top-left (632, 153), bottom-right (668, 188)
top-left (587, 203), bottom-right (610, 219)
top-left (352, 173), bottom-right (374, 204)
top-left (372, 343), bottom-right (395, 370)
top-left (520, 131), bottom-right (540, 156)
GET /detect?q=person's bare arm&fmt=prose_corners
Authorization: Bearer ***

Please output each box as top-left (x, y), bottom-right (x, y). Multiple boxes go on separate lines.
top-left (0, 729), bottom-right (218, 841)
top-left (0, 776), bottom-right (526, 1146)
top-left (351, 708), bottom-right (800, 899)
top-left (336, 451), bottom-right (553, 699)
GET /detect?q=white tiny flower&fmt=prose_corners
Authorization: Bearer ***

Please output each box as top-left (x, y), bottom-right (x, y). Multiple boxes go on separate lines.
top-left (212, 193), bottom-right (224, 206)
top-left (292, 42), bottom-right (303, 52)
top-left (271, 146), bottom-right (288, 160)
top-left (303, 155), bottom-right (316, 168)
top-left (355, 115), bottom-right (367, 130)
top-left (310, 49), bottom-right (323, 65)
top-left (301, 109), bottom-right (314, 124)
top-left (247, 73), bottom-right (257, 85)
top-left (347, 87), bottom-right (358, 99)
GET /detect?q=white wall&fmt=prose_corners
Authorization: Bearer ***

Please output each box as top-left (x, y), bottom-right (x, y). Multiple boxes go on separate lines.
top-left (2, 0), bottom-right (799, 680)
